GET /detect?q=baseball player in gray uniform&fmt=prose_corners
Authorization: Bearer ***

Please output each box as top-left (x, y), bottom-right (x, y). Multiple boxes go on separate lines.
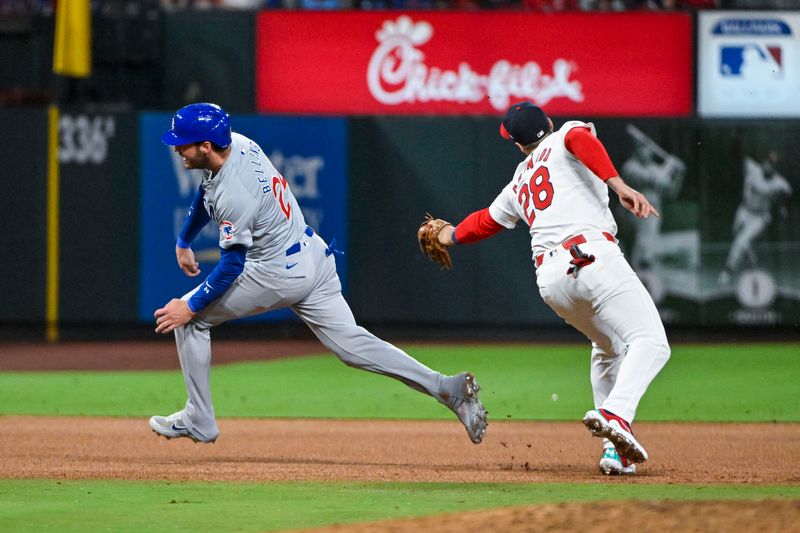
top-left (149, 103), bottom-right (488, 445)
top-left (719, 151), bottom-right (792, 285)
top-left (620, 130), bottom-right (685, 272)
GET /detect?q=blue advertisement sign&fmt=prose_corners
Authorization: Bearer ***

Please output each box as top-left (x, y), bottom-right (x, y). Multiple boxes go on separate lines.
top-left (139, 113), bottom-right (348, 321)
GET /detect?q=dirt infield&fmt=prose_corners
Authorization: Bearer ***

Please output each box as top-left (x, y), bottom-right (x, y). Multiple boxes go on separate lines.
top-left (2, 340), bottom-right (798, 531)
top-left (1, 417), bottom-right (798, 485)
top-left (303, 500), bottom-right (800, 533)
top-left (1, 340), bottom-right (799, 485)
top-left (1, 418), bottom-right (798, 532)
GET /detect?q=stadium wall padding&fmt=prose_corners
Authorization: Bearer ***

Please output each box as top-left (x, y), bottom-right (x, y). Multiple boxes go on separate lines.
top-left (347, 116), bottom-right (562, 326)
top-left (3, 109), bottom-right (799, 329)
top-left (348, 116), bottom-right (800, 328)
top-left (57, 109), bottom-right (140, 323)
top-left (0, 108), bottom-right (49, 322)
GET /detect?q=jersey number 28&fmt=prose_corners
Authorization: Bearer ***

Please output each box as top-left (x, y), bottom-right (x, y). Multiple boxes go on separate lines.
top-left (517, 166), bottom-right (554, 225)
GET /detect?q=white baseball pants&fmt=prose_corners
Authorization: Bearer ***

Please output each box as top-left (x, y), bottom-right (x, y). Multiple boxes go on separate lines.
top-left (536, 238), bottom-right (670, 423)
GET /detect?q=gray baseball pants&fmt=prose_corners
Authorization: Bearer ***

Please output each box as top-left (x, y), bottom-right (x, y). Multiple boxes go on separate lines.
top-left (173, 232), bottom-right (451, 441)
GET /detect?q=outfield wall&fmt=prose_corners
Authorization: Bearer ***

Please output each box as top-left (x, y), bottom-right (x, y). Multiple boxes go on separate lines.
top-left (3, 108), bottom-right (798, 330)
top-left (349, 116), bottom-right (800, 328)
top-left (1, 109), bottom-right (49, 323)
top-left (3, 9), bottom-right (799, 333)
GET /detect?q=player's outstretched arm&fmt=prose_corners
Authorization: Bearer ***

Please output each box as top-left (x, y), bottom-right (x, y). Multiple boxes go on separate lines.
top-left (607, 176), bottom-right (660, 219)
top-left (453, 208), bottom-right (505, 244)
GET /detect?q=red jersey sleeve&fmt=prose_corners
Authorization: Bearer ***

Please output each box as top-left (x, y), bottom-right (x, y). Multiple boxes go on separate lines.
top-left (564, 127), bottom-right (618, 181)
top-left (454, 208), bottom-right (505, 244)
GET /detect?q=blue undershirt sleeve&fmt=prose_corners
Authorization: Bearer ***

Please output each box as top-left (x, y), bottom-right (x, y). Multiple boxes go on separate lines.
top-left (187, 245), bottom-right (247, 313)
top-left (177, 186), bottom-right (211, 248)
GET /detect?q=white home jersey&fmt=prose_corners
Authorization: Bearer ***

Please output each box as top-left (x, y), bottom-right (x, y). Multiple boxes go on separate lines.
top-left (489, 121), bottom-right (618, 258)
top-left (199, 132), bottom-right (306, 261)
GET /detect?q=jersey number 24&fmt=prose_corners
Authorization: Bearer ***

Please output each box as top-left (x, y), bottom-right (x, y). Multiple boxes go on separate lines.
top-left (272, 174), bottom-right (292, 220)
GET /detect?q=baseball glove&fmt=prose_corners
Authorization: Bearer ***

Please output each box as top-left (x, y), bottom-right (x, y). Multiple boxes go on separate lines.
top-left (418, 214), bottom-right (453, 270)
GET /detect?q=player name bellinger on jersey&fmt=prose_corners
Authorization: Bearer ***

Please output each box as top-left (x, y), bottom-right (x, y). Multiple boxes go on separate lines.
top-left (200, 133), bottom-right (307, 262)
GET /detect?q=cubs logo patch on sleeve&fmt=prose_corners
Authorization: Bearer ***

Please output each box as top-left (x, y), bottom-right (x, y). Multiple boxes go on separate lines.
top-left (220, 220), bottom-right (235, 240)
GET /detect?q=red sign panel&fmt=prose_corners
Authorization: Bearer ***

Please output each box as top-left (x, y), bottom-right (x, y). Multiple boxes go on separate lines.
top-left (256, 12), bottom-right (692, 116)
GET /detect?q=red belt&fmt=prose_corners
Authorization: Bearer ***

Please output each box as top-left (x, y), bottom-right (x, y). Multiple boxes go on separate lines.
top-left (535, 231), bottom-right (615, 267)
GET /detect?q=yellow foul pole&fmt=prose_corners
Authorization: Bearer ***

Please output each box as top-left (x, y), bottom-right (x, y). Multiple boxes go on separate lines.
top-left (46, 105), bottom-right (60, 342)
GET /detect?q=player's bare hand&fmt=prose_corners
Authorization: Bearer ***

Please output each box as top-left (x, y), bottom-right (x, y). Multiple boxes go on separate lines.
top-left (418, 215), bottom-right (454, 269)
top-left (437, 225), bottom-right (456, 246)
top-left (154, 298), bottom-right (195, 334)
top-left (176, 245), bottom-right (201, 277)
top-left (607, 177), bottom-right (660, 219)
top-left (620, 190), bottom-right (659, 218)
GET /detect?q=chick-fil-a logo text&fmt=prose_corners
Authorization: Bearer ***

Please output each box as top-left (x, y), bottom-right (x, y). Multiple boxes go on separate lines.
top-left (366, 16), bottom-right (584, 111)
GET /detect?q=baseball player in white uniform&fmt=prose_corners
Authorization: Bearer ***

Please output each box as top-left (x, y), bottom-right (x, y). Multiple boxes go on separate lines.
top-left (149, 103), bottom-right (488, 445)
top-left (719, 151), bottom-right (792, 285)
top-left (426, 102), bottom-right (670, 475)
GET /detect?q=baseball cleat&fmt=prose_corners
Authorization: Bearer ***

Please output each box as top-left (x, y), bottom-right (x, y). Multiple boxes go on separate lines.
top-left (149, 411), bottom-right (217, 443)
top-left (583, 408), bottom-right (647, 463)
top-left (599, 439), bottom-right (637, 475)
top-left (450, 372), bottom-right (488, 444)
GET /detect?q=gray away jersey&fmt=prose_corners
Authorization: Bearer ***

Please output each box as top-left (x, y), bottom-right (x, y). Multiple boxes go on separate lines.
top-left (200, 132), bottom-right (306, 261)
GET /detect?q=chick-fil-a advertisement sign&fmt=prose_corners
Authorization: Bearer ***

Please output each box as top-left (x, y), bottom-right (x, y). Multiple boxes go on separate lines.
top-left (256, 12), bottom-right (692, 116)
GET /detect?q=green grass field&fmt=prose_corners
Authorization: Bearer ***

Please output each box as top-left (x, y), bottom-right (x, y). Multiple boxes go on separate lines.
top-left (0, 344), bottom-right (797, 421)
top-left (1, 343), bottom-right (798, 531)
top-left (2, 481), bottom-right (798, 532)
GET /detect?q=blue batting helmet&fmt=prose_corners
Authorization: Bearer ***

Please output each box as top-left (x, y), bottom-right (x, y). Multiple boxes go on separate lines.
top-left (161, 103), bottom-right (232, 148)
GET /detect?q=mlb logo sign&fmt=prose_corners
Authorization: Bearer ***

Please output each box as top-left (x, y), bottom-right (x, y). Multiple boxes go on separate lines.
top-left (720, 44), bottom-right (783, 79)
top-left (697, 12), bottom-right (800, 122)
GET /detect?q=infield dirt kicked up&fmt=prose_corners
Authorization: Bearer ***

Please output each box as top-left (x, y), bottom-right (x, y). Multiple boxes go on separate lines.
top-left (1, 340), bottom-right (799, 532)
